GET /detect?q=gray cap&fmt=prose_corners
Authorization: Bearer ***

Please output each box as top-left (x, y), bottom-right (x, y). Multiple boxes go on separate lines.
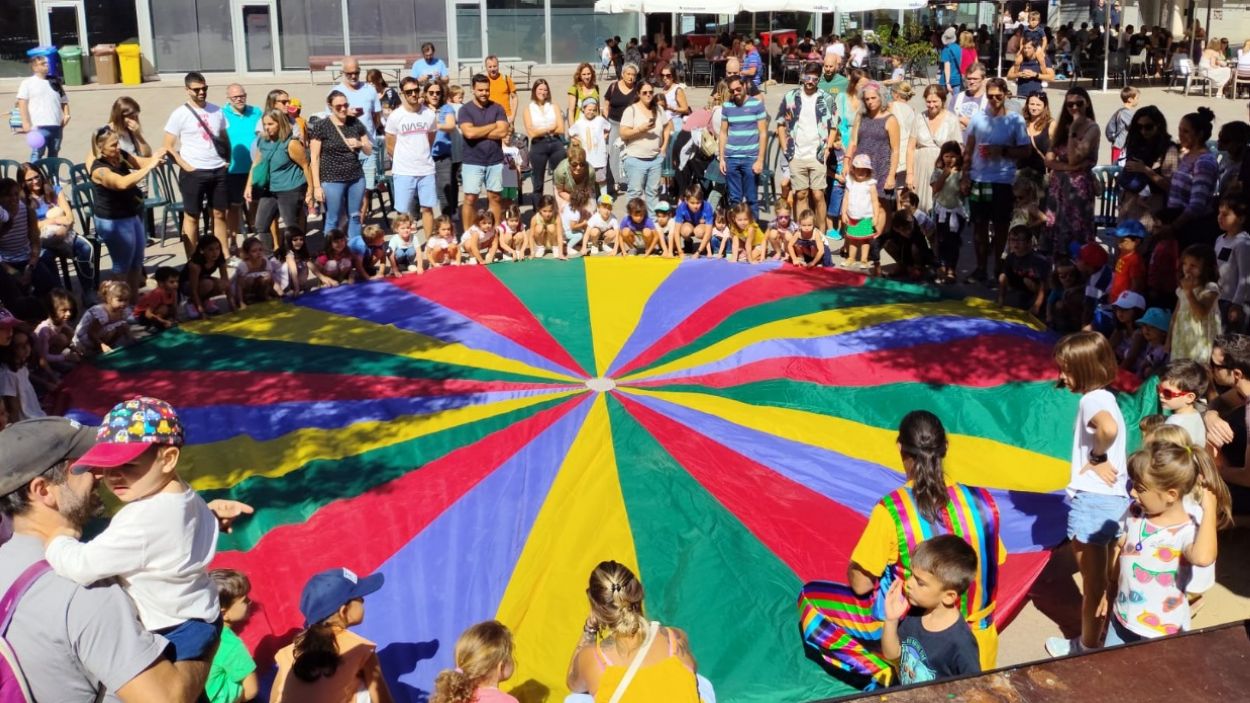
top-left (0, 418), bottom-right (97, 496)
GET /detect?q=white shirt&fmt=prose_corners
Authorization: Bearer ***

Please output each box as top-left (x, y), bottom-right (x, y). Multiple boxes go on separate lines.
top-left (0, 366), bottom-right (44, 421)
top-left (571, 116), bottom-right (610, 168)
top-left (16, 75), bottom-right (66, 127)
top-left (792, 92), bottom-right (820, 162)
top-left (1068, 389), bottom-right (1128, 497)
top-left (587, 212), bottom-right (619, 231)
top-left (164, 103), bottom-right (228, 170)
top-left (527, 102), bottom-right (557, 135)
top-left (827, 41), bottom-right (846, 58)
top-left (385, 105), bottom-right (437, 177)
top-left (46, 486), bottom-right (220, 630)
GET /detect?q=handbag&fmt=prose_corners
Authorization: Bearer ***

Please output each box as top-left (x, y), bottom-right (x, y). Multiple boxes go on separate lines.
top-left (185, 103), bottom-right (231, 161)
top-left (607, 621), bottom-right (661, 703)
top-left (251, 139), bottom-right (284, 190)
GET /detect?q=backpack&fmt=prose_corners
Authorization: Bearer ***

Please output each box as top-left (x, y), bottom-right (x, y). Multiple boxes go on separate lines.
top-left (0, 560), bottom-right (52, 703)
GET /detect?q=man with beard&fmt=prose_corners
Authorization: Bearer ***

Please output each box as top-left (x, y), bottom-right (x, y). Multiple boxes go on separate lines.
top-left (0, 417), bottom-right (197, 702)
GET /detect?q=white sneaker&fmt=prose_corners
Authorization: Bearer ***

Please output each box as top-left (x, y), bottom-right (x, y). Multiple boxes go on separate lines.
top-left (535, 246), bottom-right (546, 257)
top-left (600, 244), bottom-right (611, 253)
top-left (501, 255), bottom-right (513, 262)
top-left (569, 249), bottom-right (583, 258)
top-left (466, 259), bottom-right (478, 266)
top-left (1044, 636), bottom-right (1087, 658)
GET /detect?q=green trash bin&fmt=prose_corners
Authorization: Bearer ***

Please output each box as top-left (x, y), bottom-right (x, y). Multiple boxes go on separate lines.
top-left (58, 45), bottom-right (84, 86)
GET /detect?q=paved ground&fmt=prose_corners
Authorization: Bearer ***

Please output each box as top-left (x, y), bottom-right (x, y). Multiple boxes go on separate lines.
top-left (3, 72), bottom-right (1248, 669)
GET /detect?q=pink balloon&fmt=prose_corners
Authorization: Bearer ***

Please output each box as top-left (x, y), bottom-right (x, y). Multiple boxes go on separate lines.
top-left (25, 130), bottom-right (45, 151)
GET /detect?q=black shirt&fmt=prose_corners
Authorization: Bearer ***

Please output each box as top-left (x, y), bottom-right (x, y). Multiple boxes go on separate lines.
top-left (310, 116), bottom-right (367, 183)
top-left (90, 154), bottom-right (144, 220)
top-left (605, 81), bottom-right (636, 122)
top-left (895, 614), bottom-right (980, 685)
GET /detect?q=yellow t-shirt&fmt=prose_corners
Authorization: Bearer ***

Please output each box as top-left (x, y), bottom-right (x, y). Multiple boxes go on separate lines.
top-left (848, 482), bottom-right (1007, 671)
top-left (732, 222), bottom-right (767, 247)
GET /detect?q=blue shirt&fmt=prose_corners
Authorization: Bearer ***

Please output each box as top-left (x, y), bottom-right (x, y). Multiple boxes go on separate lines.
top-left (939, 44), bottom-right (963, 89)
top-left (223, 104), bottom-right (261, 174)
top-left (675, 200), bottom-right (713, 225)
top-left (743, 50), bottom-right (764, 86)
top-left (967, 110), bottom-right (1028, 184)
top-left (328, 82), bottom-right (383, 139)
top-left (411, 58), bottom-right (449, 81)
top-left (432, 103), bottom-right (456, 159)
top-left (722, 97), bottom-right (767, 161)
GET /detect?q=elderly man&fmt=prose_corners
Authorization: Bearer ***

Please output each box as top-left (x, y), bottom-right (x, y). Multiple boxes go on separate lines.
top-left (776, 63), bottom-right (839, 232)
top-left (222, 83), bottom-right (261, 244)
top-left (719, 75), bottom-right (769, 219)
top-left (0, 418), bottom-right (193, 702)
top-left (485, 55), bottom-right (518, 120)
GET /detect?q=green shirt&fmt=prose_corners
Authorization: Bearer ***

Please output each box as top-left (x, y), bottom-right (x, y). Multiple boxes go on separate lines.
top-left (819, 73), bottom-right (849, 99)
top-left (205, 627), bottom-right (256, 703)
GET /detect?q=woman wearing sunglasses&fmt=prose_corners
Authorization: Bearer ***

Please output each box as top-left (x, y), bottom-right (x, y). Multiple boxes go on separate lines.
top-left (310, 90), bottom-right (372, 256)
top-left (1044, 87), bottom-right (1099, 260)
top-left (425, 80), bottom-right (460, 219)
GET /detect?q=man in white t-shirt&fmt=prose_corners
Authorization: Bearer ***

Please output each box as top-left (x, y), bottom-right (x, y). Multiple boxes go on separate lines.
top-left (385, 76), bottom-right (438, 241)
top-left (949, 63), bottom-right (989, 136)
top-left (16, 54), bottom-right (69, 161)
top-left (163, 71), bottom-right (230, 258)
top-left (826, 35), bottom-right (846, 59)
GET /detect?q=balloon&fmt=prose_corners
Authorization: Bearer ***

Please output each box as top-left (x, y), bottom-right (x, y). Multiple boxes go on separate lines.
top-left (25, 130), bottom-right (45, 151)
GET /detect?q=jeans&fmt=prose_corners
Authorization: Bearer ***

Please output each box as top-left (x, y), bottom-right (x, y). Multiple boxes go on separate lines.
top-left (1102, 613), bottom-right (1146, 647)
top-left (30, 125), bottom-right (63, 161)
top-left (40, 233), bottom-right (95, 289)
top-left (95, 214), bottom-right (147, 275)
top-left (608, 119), bottom-right (623, 190)
top-left (623, 154), bottom-right (663, 213)
top-left (322, 178), bottom-right (366, 254)
top-left (529, 136), bottom-right (567, 204)
top-left (725, 157), bottom-right (759, 218)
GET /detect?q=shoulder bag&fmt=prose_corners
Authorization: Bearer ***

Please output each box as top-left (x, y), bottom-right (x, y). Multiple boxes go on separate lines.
top-left (185, 103), bottom-right (231, 161)
top-left (606, 621), bottom-right (661, 703)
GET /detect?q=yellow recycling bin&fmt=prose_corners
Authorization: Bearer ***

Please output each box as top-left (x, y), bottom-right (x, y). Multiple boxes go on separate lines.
top-left (117, 43), bottom-right (142, 85)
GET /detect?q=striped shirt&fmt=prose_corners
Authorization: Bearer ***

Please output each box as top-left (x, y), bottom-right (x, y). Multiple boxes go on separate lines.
top-left (0, 200), bottom-right (32, 264)
top-left (1166, 151), bottom-right (1219, 220)
top-left (722, 97), bottom-right (767, 161)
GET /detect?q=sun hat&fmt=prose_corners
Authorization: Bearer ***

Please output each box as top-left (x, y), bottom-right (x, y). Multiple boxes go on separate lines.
top-left (0, 418), bottom-right (97, 496)
top-left (1139, 307), bottom-right (1172, 331)
top-left (72, 397), bottom-right (184, 471)
top-left (299, 567), bottom-right (385, 627)
top-left (942, 28), bottom-right (958, 45)
top-left (851, 154), bottom-right (873, 170)
top-left (654, 201), bottom-right (672, 213)
top-left (1112, 291), bottom-right (1146, 310)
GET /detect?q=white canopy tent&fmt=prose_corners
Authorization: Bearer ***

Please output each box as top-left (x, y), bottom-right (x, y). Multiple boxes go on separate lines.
top-left (592, 0), bottom-right (925, 14)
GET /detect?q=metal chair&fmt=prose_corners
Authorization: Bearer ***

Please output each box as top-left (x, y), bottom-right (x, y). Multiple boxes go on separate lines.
top-left (780, 58), bottom-right (801, 84)
top-left (1092, 165), bottom-right (1122, 229)
top-left (1185, 62), bottom-right (1214, 97)
top-left (689, 58), bottom-right (713, 88)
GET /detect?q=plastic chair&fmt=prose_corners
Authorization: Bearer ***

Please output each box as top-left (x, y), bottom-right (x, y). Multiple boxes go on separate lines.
top-left (154, 162), bottom-right (188, 241)
top-left (757, 133), bottom-right (779, 207)
top-left (33, 157), bottom-right (74, 187)
top-left (143, 167), bottom-right (173, 243)
top-left (67, 178), bottom-right (100, 294)
top-left (0, 159), bottom-right (20, 179)
top-left (370, 143), bottom-right (393, 218)
top-left (1092, 165), bottom-right (1122, 229)
top-left (1127, 50), bottom-right (1149, 80)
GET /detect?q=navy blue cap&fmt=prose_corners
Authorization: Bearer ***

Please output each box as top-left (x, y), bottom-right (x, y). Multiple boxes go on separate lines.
top-left (1114, 220), bottom-right (1147, 239)
top-left (299, 567), bottom-right (385, 626)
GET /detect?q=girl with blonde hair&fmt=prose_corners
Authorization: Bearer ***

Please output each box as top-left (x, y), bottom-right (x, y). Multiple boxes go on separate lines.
top-left (431, 621), bottom-right (517, 703)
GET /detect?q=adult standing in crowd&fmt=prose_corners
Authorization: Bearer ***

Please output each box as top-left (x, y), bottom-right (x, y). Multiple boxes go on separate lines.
top-left (163, 72), bottom-right (230, 257)
top-left (906, 85), bottom-right (961, 213)
top-left (848, 82), bottom-right (900, 213)
top-left (1160, 108), bottom-right (1221, 250)
top-left (567, 63), bottom-right (600, 124)
top-left (950, 63), bottom-right (988, 137)
top-left (742, 37), bottom-right (764, 93)
top-left (16, 53), bottom-right (69, 161)
top-left (0, 418), bottom-right (200, 703)
top-left (310, 90), bottom-right (371, 254)
top-left (108, 97), bottom-right (152, 159)
top-left (427, 80), bottom-right (460, 220)
top-left (1118, 106), bottom-right (1178, 234)
top-left (330, 58), bottom-right (383, 226)
top-left (411, 42), bottom-right (450, 82)
top-left (659, 67), bottom-right (690, 135)
top-left (1045, 88), bottom-right (1100, 257)
top-left (961, 77), bottom-right (1029, 283)
top-left (387, 76), bottom-right (439, 240)
top-left (223, 84), bottom-right (261, 244)
top-left (485, 56), bottom-right (518, 121)
top-left (90, 127), bottom-right (168, 299)
top-left (889, 82), bottom-right (916, 194)
top-left (1007, 40), bottom-right (1054, 99)
top-left (523, 79), bottom-right (568, 205)
top-left (246, 110), bottom-right (310, 252)
top-left (817, 54), bottom-right (849, 97)
top-left (1018, 90), bottom-right (1052, 175)
top-left (775, 63), bottom-right (838, 232)
top-left (620, 80), bottom-right (671, 212)
top-left (459, 73), bottom-right (510, 232)
top-left (259, 89), bottom-right (302, 143)
top-left (604, 63), bottom-right (640, 194)
top-left (719, 75), bottom-right (768, 219)
top-left (939, 27), bottom-right (963, 94)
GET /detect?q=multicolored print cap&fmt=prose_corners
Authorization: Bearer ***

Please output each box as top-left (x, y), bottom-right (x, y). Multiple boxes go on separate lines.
top-left (72, 396), bottom-right (184, 470)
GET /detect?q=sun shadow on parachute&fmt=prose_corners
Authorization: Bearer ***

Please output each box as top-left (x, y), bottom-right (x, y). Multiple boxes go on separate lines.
top-left (378, 639), bottom-right (441, 703)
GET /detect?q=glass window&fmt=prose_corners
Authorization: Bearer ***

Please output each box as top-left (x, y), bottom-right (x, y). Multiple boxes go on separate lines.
top-left (456, 3), bottom-right (483, 62)
top-left (485, 0), bottom-right (545, 63)
top-left (151, 0), bottom-right (234, 72)
top-left (550, 0), bottom-right (634, 65)
top-left (84, 0), bottom-right (139, 47)
top-left (347, 0), bottom-right (447, 57)
top-left (0, 0), bottom-right (39, 78)
top-left (278, 0), bottom-right (345, 71)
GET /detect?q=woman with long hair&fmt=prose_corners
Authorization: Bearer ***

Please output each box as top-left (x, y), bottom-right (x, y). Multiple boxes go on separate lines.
top-left (1118, 106), bottom-right (1179, 233)
top-left (1159, 108), bottom-right (1221, 250)
top-left (19, 162), bottom-right (93, 292)
top-left (567, 62), bottom-right (600, 125)
top-left (426, 79), bottom-right (460, 219)
top-left (246, 109), bottom-right (311, 252)
top-left (310, 90), bottom-right (372, 255)
top-left (1044, 88), bottom-right (1099, 257)
top-left (523, 79), bottom-right (567, 206)
top-left (107, 97), bottom-right (152, 158)
top-left (906, 85), bottom-right (960, 212)
top-left (1018, 90), bottom-right (1052, 176)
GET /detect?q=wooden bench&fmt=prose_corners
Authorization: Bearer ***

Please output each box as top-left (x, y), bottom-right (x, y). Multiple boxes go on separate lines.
top-left (308, 55), bottom-right (418, 84)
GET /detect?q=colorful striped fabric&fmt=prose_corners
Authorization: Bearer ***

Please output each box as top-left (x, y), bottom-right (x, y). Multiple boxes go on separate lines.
top-left (60, 259), bottom-right (1156, 703)
top-left (798, 581), bottom-right (893, 687)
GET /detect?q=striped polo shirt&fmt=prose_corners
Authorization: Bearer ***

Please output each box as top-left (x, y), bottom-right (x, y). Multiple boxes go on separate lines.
top-left (722, 97), bottom-right (767, 161)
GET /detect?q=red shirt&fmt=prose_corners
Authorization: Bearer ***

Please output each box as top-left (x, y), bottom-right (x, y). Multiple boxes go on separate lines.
top-left (1110, 250), bottom-right (1145, 302)
top-left (133, 287), bottom-right (176, 318)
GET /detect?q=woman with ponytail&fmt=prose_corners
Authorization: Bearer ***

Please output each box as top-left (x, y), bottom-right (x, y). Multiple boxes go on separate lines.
top-left (844, 410), bottom-right (1006, 672)
top-left (566, 560), bottom-right (713, 702)
top-left (270, 567), bottom-right (394, 703)
top-left (432, 621), bottom-right (517, 703)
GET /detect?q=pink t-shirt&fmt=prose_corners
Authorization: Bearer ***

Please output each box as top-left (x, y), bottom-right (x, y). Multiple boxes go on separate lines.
top-left (474, 688), bottom-right (519, 703)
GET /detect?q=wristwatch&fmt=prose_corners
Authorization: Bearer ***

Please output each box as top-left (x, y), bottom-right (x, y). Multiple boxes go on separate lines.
top-left (1088, 451), bottom-right (1108, 465)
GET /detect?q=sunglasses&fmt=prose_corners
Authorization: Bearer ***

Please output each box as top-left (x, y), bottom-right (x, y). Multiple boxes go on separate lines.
top-left (801, 74), bottom-right (819, 82)
top-left (120, 110), bottom-right (138, 118)
top-left (331, 103), bottom-right (349, 110)
top-left (639, 90), bottom-right (654, 96)
top-left (188, 86), bottom-right (208, 93)
top-left (274, 99), bottom-right (290, 105)
top-left (986, 93), bottom-right (1005, 100)
top-left (662, 73), bottom-right (674, 78)
top-left (403, 88), bottom-right (422, 96)
top-left (427, 89), bottom-right (442, 95)
top-left (1157, 386), bottom-right (1190, 400)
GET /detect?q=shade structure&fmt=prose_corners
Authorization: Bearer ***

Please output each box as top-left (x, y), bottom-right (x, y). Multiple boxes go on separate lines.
top-left (62, 259), bottom-right (1154, 702)
top-left (591, 0), bottom-right (925, 12)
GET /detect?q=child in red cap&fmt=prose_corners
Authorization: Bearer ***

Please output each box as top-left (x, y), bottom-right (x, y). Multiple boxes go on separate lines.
top-left (46, 397), bottom-right (228, 685)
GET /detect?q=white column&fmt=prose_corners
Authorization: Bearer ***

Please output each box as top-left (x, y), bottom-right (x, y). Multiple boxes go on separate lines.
top-left (134, 0), bottom-right (156, 74)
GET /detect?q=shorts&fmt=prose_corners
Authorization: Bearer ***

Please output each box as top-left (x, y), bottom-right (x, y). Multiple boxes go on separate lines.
top-left (393, 174), bottom-right (439, 215)
top-left (1066, 490), bottom-right (1131, 544)
top-left (968, 181), bottom-right (1013, 225)
top-left (789, 157), bottom-right (827, 192)
top-left (155, 617), bottom-right (223, 662)
top-left (463, 163), bottom-right (504, 195)
top-left (178, 167), bottom-right (229, 217)
top-left (225, 172), bottom-right (249, 206)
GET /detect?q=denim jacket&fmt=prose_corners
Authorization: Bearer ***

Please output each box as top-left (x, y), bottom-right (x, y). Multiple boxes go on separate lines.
top-left (774, 88), bottom-right (837, 163)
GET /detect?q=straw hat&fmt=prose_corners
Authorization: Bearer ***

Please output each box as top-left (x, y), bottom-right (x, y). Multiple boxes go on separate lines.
top-left (942, 28), bottom-right (957, 45)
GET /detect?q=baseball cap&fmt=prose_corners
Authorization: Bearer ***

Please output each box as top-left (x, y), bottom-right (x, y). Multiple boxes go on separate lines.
top-left (1078, 242), bottom-right (1109, 270)
top-left (72, 397), bottom-right (184, 471)
top-left (581, 97), bottom-right (599, 107)
top-left (0, 418), bottom-right (97, 496)
top-left (851, 154), bottom-right (873, 171)
top-left (299, 567), bottom-right (385, 626)
top-left (1140, 307), bottom-right (1172, 331)
top-left (654, 201), bottom-right (672, 213)
top-left (0, 309), bottom-right (19, 329)
top-left (1112, 291), bottom-right (1146, 310)
top-left (597, 194), bottom-right (614, 206)
top-left (1114, 220), bottom-right (1147, 239)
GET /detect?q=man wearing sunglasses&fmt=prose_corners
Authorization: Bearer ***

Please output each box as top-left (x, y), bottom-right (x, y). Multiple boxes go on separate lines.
top-left (775, 63), bottom-right (838, 232)
top-left (960, 77), bottom-right (1029, 285)
top-left (386, 77), bottom-right (439, 242)
top-left (163, 72), bottom-right (230, 257)
top-left (719, 76), bottom-right (768, 219)
top-left (329, 57), bottom-right (382, 139)
top-left (223, 84), bottom-right (261, 245)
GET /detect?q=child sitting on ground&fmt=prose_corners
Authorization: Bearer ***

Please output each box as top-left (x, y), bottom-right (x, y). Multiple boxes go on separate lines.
top-left (500, 205), bottom-right (530, 261)
top-left (181, 236), bottom-right (231, 319)
top-left (206, 569), bottom-right (259, 703)
top-left (1046, 257), bottom-right (1086, 333)
top-left (583, 194), bottom-right (619, 256)
top-left (616, 198), bottom-right (659, 257)
top-left (1128, 308), bottom-right (1171, 380)
top-left (134, 266), bottom-right (181, 330)
top-left (34, 288), bottom-right (80, 372)
top-left (882, 534), bottom-right (982, 684)
top-left (765, 199), bottom-right (798, 261)
top-left (72, 280), bottom-right (134, 358)
top-left (559, 188), bottom-right (592, 258)
top-left (361, 224), bottom-right (398, 278)
top-left (233, 236), bottom-right (287, 305)
top-left (998, 225), bottom-right (1050, 317)
top-left (674, 184), bottom-right (714, 256)
top-left (317, 229), bottom-right (369, 286)
top-left (1109, 290), bottom-right (1146, 365)
top-left (388, 212), bottom-right (424, 273)
top-left (277, 227), bottom-right (316, 294)
top-left (431, 620), bottom-right (519, 703)
top-left (426, 216), bottom-right (459, 267)
top-left (463, 211), bottom-right (504, 265)
top-left (787, 210), bottom-right (829, 268)
top-left (46, 398), bottom-right (226, 684)
top-left (700, 208), bottom-right (731, 259)
top-left (879, 211), bottom-right (934, 281)
top-left (724, 202), bottom-right (766, 263)
top-left (653, 201), bottom-right (677, 258)
top-left (530, 195), bottom-right (566, 259)
top-left (841, 154), bottom-right (882, 271)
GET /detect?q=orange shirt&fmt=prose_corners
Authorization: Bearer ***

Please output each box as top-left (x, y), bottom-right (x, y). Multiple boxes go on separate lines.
top-left (488, 73), bottom-right (516, 118)
top-left (271, 628), bottom-right (385, 703)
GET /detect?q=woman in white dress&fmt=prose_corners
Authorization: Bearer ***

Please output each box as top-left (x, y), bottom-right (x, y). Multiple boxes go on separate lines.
top-left (905, 85), bottom-right (962, 213)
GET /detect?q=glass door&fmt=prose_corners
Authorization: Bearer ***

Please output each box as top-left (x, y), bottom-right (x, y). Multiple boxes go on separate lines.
top-left (231, 0), bottom-right (281, 73)
top-left (455, 0), bottom-right (486, 64)
top-left (36, 1), bottom-right (87, 51)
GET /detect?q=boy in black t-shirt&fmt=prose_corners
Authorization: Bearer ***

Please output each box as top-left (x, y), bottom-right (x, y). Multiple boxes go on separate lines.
top-left (882, 534), bottom-right (981, 686)
top-left (999, 225), bottom-right (1051, 316)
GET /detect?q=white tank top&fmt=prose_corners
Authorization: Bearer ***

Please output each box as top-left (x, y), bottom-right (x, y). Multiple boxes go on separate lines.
top-left (528, 102), bottom-right (557, 134)
top-left (664, 84), bottom-right (683, 121)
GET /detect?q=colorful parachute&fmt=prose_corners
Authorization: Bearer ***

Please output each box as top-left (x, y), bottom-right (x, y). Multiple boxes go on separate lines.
top-left (62, 259), bottom-right (1149, 702)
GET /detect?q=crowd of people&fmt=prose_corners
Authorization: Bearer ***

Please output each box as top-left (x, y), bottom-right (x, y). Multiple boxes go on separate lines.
top-left (2, 17), bottom-right (1250, 701)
